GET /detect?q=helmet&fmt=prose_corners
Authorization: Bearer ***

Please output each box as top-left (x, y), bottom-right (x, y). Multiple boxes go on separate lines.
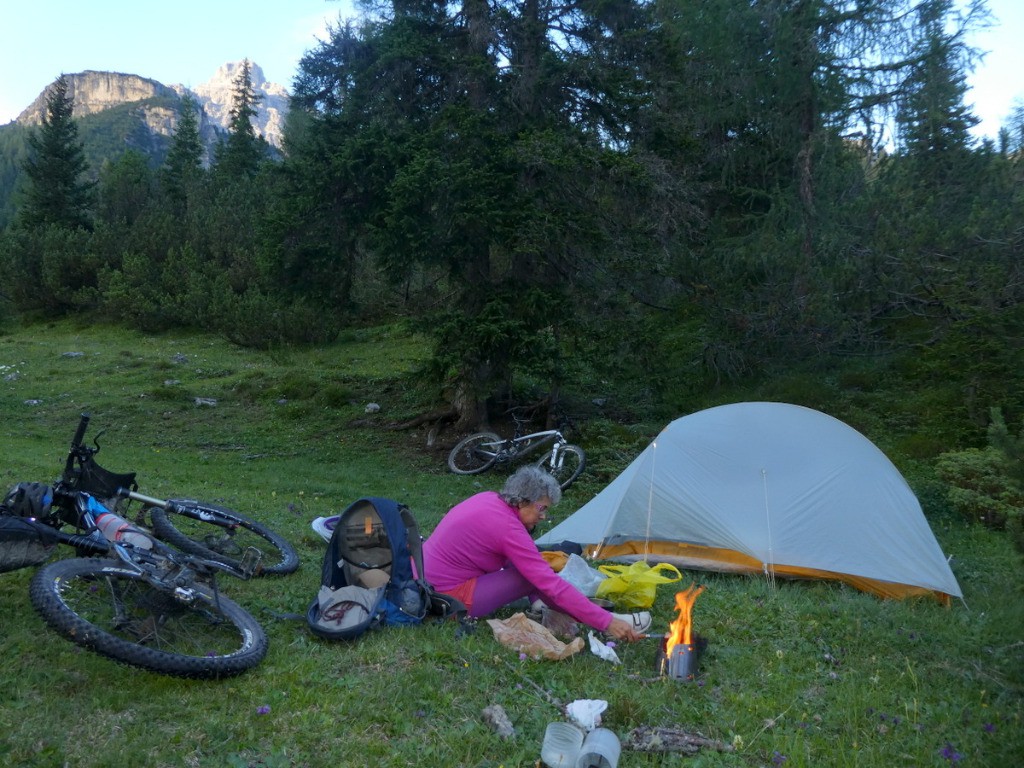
top-left (3, 482), bottom-right (54, 520)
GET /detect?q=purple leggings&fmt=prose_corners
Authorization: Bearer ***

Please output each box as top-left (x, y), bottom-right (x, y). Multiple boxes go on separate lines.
top-left (468, 566), bottom-right (540, 617)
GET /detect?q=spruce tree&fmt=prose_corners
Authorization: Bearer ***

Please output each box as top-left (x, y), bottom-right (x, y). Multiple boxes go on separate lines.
top-left (896, 0), bottom-right (979, 163)
top-left (213, 60), bottom-right (269, 180)
top-left (19, 75), bottom-right (94, 229)
top-left (163, 93), bottom-right (205, 210)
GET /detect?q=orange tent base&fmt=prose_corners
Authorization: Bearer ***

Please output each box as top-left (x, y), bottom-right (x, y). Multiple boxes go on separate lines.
top-left (589, 540), bottom-right (953, 605)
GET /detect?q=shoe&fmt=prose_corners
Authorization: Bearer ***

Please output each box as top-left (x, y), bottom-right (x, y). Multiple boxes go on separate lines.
top-left (311, 515), bottom-right (339, 542)
top-left (611, 611), bottom-right (652, 634)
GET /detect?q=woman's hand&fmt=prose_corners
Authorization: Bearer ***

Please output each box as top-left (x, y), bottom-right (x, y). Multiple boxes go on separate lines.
top-left (606, 617), bottom-right (644, 643)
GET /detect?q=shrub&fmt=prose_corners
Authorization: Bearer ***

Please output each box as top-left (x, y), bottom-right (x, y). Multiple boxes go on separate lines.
top-left (935, 447), bottom-right (1024, 529)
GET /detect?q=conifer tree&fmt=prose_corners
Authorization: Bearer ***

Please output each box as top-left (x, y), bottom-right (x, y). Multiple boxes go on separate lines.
top-left (896, 0), bottom-right (979, 163)
top-left (163, 93), bottom-right (205, 209)
top-left (19, 75), bottom-right (94, 229)
top-left (213, 60), bottom-right (269, 179)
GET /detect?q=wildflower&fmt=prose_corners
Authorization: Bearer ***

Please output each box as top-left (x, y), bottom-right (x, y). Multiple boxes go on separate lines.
top-left (606, 641), bottom-right (616, 648)
top-left (519, 653), bottom-right (527, 661)
top-left (772, 751), bottom-right (788, 765)
top-left (939, 743), bottom-right (963, 763)
top-left (256, 705), bottom-right (271, 715)
top-left (983, 723), bottom-right (996, 733)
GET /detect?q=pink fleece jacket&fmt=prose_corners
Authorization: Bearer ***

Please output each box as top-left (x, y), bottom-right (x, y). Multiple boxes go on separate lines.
top-left (423, 491), bottom-right (612, 631)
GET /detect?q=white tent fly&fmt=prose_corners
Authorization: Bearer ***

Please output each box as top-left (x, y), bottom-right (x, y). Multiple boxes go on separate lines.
top-left (537, 402), bottom-right (962, 603)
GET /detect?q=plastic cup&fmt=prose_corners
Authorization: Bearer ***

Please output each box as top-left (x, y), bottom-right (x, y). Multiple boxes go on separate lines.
top-left (575, 727), bottom-right (621, 768)
top-left (541, 721), bottom-right (585, 768)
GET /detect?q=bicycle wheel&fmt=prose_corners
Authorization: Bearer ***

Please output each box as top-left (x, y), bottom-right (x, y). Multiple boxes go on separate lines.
top-left (536, 444), bottom-right (586, 490)
top-left (149, 500), bottom-right (299, 576)
top-left (447, 432), bottom-right (502, 474)
top-left (29, 557), bottom-right (268, 678)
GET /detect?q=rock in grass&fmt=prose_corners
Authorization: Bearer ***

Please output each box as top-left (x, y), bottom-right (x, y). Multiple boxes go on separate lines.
top-left (481, 704), bottom-right (515, 738)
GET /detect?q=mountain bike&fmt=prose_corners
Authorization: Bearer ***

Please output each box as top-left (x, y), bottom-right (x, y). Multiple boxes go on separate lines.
top-left (447, 409), bottom-right (586, 490)
top-left (1, 482), bottom-right (269, 678)
top-left (62, 413), bottom-right (299, 576)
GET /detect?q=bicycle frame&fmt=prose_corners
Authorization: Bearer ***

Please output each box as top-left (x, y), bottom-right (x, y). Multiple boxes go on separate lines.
top-left (50, 486), bottom-right (256, 583)
top-left (489, 428), bottom-right (565, 463)
top-left (447, 407), bottom-right (586, 490)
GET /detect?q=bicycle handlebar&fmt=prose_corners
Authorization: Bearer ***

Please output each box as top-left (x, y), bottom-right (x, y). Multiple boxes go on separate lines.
top-left (55, 528), bottom-right (112, 556)
top-left (71, 413), bottom-right (90, 449)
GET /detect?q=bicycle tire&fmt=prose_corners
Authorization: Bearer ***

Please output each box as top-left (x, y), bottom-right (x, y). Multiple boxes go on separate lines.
top-left (29, 557), bottom-right (268, 678)
top-left (149, 500), bottom-right (299, 576)
top-left (536, 444), bottom-right (586, 490)
top-left (447, 432), bottom-right (502, 474)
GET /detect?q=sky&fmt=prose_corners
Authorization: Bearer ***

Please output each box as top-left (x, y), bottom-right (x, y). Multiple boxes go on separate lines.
top-left (0, 0), bottom-right (1021, 141)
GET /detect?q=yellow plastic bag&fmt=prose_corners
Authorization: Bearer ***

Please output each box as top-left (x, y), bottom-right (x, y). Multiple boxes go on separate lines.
top-left (594, 561), bottom-right (683, 609)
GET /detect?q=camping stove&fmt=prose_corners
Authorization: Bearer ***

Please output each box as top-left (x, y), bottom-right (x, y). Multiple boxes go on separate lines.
top-left (655, 634), bottom-right (707, 681)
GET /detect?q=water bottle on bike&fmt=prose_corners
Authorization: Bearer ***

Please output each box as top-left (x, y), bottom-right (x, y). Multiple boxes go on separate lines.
top-left (90, 496), bottom-right (152, 549)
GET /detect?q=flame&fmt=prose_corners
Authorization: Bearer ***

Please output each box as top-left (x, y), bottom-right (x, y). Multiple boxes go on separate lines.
top-left (665, 583), bottom-right (704, 654)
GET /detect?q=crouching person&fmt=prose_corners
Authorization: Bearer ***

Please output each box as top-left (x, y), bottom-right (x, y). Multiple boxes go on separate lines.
top-left (423, 465), bottom-right (650, 642)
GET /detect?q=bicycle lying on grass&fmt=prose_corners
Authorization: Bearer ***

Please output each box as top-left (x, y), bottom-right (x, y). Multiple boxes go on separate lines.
top-left (62, 413), bottom-right (299, 576)
top-left (447, 409), bottom-right (586, 490)
top-left (0, 482), bottom-right (268, 678)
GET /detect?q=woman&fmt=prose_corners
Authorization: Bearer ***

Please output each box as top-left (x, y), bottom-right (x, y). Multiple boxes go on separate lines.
top-left (424, 465), bottom-right (650, 642)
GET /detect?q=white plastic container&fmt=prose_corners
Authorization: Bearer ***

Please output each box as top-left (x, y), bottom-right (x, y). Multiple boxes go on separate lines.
top-left (541, 722), bottom-right (585, 768)
top-left (575, 727), bottom-right (621, 768)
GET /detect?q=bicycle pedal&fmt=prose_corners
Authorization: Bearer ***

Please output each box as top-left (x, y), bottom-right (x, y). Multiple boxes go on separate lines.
top-left (240, 546), bottom-right (263, 577)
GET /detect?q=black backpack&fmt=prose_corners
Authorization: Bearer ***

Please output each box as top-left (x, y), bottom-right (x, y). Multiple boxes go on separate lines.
top-left (306, 497), bottom-right (464, 641)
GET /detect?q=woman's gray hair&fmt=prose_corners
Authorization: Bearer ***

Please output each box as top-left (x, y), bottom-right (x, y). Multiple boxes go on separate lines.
top-left (500, 465), bottom-right (562, 507)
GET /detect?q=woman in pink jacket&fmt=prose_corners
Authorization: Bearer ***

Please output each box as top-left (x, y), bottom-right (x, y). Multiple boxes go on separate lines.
top-left (424, 466), bottom-right (650, 642)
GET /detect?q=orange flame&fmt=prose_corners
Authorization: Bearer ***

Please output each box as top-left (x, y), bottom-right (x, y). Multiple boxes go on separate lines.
top-left (665, 583), bottom-right (704, 654)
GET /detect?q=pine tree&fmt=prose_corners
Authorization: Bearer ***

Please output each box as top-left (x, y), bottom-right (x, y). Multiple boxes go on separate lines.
top-left (19, 75), bottom-right (94, 229)
top-left (896, 0), bottom-right (979, 162)
top-left (213, 60), bottom-right (269, 180)
top-left (162, 93), bottom-right (205, 210)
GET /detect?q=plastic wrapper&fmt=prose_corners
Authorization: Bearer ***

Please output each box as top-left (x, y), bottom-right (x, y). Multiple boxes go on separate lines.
top-left (487, 612), bottom-right (585, 660)
top-left (565, 698), bottom-right (609, 731)
top-left (558, 553), bottom-right (607, 597)
top-left (586, 631), bottom-right (621, 665)
top-left (595, 561), bottom-right (682, 609)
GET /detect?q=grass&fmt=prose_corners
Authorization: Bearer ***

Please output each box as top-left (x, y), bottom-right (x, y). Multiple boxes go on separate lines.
top-left (1, 319), bottom-right (1022, 768)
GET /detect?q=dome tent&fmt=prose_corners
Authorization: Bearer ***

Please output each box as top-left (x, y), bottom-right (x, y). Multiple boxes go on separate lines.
top-left (537, 402), bottom-right (962, 603)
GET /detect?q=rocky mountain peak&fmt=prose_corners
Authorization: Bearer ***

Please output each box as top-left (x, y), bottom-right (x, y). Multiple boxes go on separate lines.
top-left (15, 62), bottom-right (288, 151)
top-left (17, 71), bottom-right (178, 124)
top-left (173, 61), bottom-right (289, 148)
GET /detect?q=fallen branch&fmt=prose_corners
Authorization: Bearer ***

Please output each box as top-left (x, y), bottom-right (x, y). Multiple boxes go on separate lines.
top-left (497, 656), bottom-right (564, 711)
top-left (625, 726), bottom-right (734, 754)
top-left (387, 407), bottom-right (458, 431)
